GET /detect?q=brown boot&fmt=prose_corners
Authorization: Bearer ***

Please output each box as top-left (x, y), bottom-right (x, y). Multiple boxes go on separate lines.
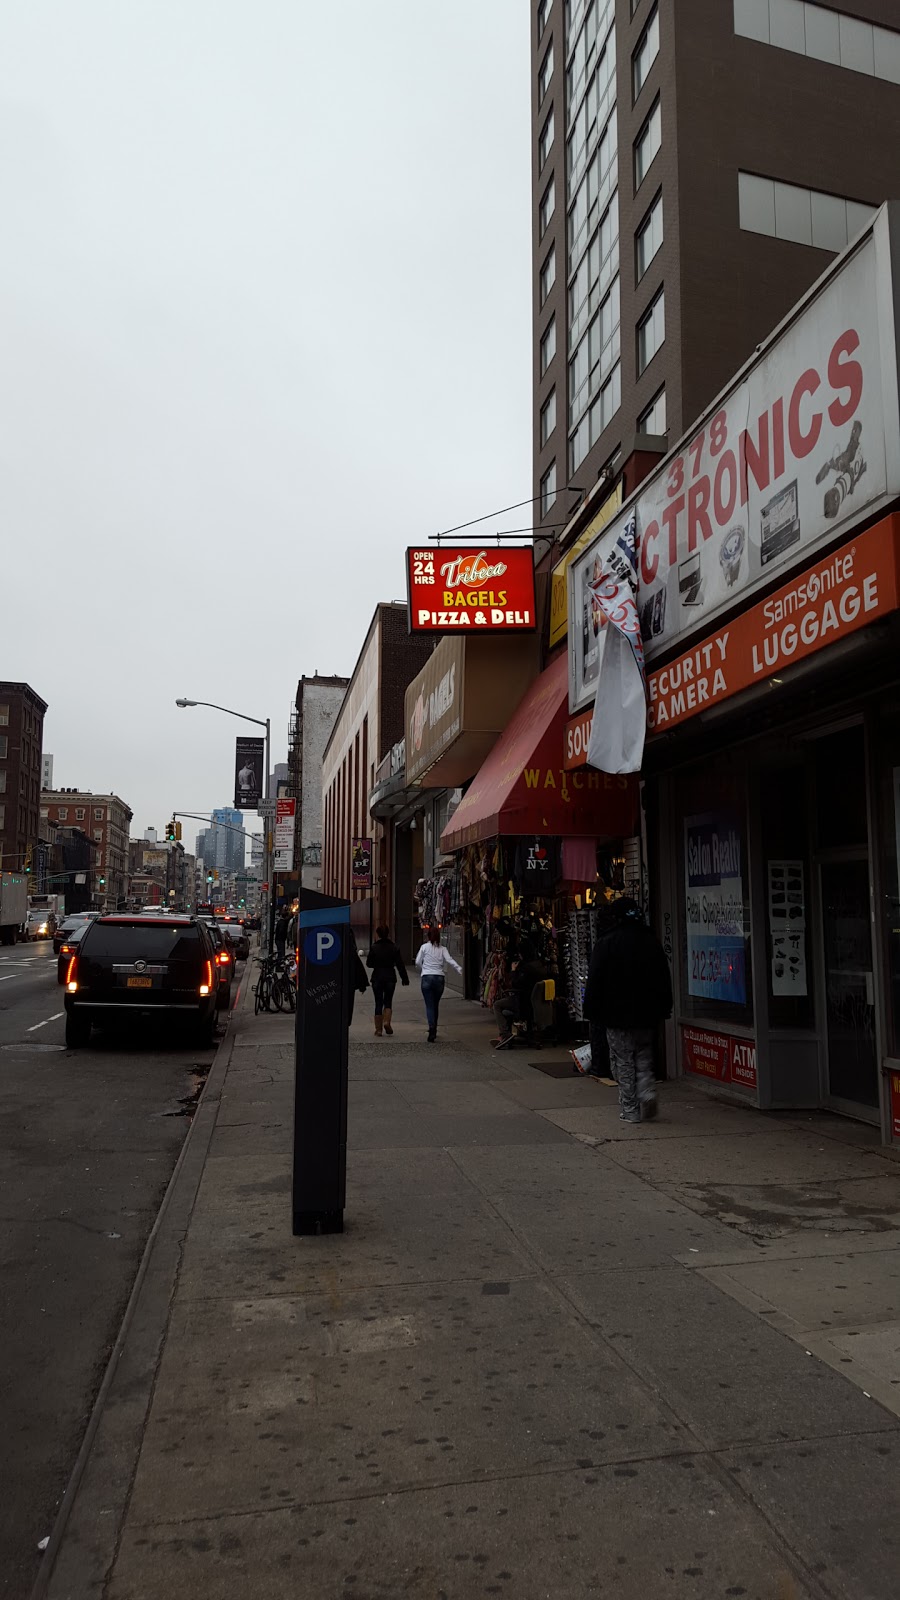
top-left (383, 1007), bottom-right (393, 1035)
top-left (374, 1014), bottom-right (383, 1036)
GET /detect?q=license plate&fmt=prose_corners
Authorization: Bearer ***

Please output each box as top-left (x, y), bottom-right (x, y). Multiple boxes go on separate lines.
top-left (127, 976), bottom-right (153, 988)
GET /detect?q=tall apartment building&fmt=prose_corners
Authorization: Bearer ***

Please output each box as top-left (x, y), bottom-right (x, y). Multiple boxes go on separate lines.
top-left (42, 789), bottom-right (132, 907)
top-left (0, 683), bottom-right (47, 873)
top-left (532, 0), bottom-right (900, 531)
top-left (206, 807), bottom-right (245, 874)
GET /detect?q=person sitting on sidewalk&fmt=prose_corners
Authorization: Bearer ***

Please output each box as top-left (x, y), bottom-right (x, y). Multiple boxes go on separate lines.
top-left (492, 947), bottom-right (549, 1047)
top-left (366, 925), bottom-right (409, 1036)
top-left (582, 897), bottom-right (672, 1123)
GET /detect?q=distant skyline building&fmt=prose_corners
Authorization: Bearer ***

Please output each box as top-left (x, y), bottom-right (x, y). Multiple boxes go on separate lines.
top-left (209, 806), bottom-right (245, 873)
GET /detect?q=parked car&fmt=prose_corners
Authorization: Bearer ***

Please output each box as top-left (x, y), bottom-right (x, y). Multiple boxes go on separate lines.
top-left (196, 916), bottom-right (234, 1011)
top-left (24, 909), bottom-right (57, 941)
top-left (57, 921), bottom-right (91, 983)
top-left (53, 912), bottom-right (98, 955)
top-left (219, 921), bottom-right (250, 961)
top-left (62, 914), bottom-right (220, 1048)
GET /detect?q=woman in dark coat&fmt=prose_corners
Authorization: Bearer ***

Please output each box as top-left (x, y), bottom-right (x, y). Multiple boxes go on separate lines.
top-left (366, 925), bottom-right (409, 1035)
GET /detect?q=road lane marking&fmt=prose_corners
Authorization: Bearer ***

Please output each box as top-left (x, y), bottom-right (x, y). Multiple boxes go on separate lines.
top-left (28, 1013), bottom-right (65, 1032)
top-left (0, 974), bottom-right (17, 982)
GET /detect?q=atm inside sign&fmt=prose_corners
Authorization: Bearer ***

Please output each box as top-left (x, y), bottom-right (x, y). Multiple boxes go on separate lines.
top-left (407, 546), bottom-right (536, 633)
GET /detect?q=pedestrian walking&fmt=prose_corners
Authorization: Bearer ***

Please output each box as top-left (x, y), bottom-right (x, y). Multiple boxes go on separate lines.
top-left (366, 925), bottom-right (409, 1036)
top-left (415, 925), bottom-right (462, 1042)
top-left (582, 897), bottom-right (672, 1123)
top-left (274, 907), bottom-right (290, 962)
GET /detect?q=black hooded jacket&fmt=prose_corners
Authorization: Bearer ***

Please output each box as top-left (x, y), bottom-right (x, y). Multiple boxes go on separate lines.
top-left (583, 906), bottom-right (673, 1030)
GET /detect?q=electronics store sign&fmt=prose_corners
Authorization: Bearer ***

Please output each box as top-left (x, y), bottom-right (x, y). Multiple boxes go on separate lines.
top-left (648, 514), bottom-right (900, 731)
top-left (569, 212), bottom-right (900, 708)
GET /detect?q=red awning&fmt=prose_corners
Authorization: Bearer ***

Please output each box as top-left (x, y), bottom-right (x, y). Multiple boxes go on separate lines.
top-left (440, 652), bottom-right (638, 851)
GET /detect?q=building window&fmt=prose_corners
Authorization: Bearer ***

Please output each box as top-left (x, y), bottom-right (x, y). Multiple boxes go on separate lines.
top-left (635, 190), bottom-right (663, 280)
top-left (58, 807), bottom-right (68, 821)
top-left (0, 774), bottom-right (6, 794)
top-left (634, 96), bottom-right (661, 189)
top-left (0, 806), bottom-right (4, 831)
top-left (541, 461), bottom-right (557, 516)
top-left (538, 41), bottom-right (554, 102)
top-left (633, 4), bottom-right (659, 99)
top-left (638, 386), bottom-right (667, 435)
top-left (637, 287), bottom-right (665, 373)
top-left (537, 0), bottom-right (551, 38)
top-left (734, 1), bottom-right (900, 84)
top-left (0, 705), bottom-right (7, 726)
top-left (540, 244), bottom-right (557, 305)
top-left (540, 388), bottom-right (557, 446)
top-left (568, 362), bottom-right (621, 475)
top-left (94, 830), bottom-right (102, 842)
top-left (539, 107), bottom-right (555, 169)
top-left (540, 314), bottom-right (557, 374)
top-left (75, 807), bottom-right (85, 820)
top-left (738, 171), bottom-right (876, 250)
top-left (539, 175), bottom-right (556, 237)
top-left (94, 807), bottom-right (103, 820)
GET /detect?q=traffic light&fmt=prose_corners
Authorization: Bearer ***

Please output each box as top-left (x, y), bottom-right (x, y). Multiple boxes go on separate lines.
top-left (206, 872), bottom-right (213, 884)
top-left (175, 821), bottom-right (182, 842)
top-left (24, 847), bottom-right (32, 875)
top-left (99, 874), bottom-right (106, 887)
top-left (165, 818), bottom-right (176, 842)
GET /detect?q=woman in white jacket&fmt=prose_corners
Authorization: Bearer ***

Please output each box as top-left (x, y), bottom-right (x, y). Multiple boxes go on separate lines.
top-left (415, 925), bottom-right (462, 1042)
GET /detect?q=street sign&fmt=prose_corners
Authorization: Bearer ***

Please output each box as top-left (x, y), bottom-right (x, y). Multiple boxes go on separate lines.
top-left (256, 799), bottom-right (276, 818)
top-left (274, 798), bottom-right (296, 870)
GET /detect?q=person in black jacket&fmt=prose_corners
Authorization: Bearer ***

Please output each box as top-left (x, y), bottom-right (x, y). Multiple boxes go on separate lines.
top-left (366, 925), bottom-right (409, 1036)
top-left (583, 897), bottom-right (672, 1124)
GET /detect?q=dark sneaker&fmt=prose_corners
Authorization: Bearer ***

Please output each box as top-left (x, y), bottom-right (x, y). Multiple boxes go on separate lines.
top-left (642, 1098), bottom-right (658, 1121)
top-left (619, 1109), bottom-right (641, 1124)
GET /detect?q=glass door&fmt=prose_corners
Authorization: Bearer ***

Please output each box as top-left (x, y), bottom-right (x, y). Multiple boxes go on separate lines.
top-left (821, 856), bottom-right (878, 1111)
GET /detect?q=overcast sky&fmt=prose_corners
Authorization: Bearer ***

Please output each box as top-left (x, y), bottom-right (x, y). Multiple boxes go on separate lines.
top-left (1, 1), bottom-right (532, 857)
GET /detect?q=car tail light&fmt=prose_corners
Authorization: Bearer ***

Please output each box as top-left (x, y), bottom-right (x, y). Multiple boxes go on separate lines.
top-left (200, 959), bottom-right (213, 998)
top-left (217, 950), bottom-right (231, 965)
top-left (65, 955), bottom-right (79, 993)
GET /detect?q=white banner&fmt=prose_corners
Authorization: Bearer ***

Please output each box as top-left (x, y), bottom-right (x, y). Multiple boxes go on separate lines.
top-left (569, 213), bottom-right (900, 712)
top-left (586, 514), bottom-right (647, 773)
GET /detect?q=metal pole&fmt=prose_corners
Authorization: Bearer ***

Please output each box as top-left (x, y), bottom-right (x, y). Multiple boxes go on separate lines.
top-left (264, 717), bottom-right (273, 954)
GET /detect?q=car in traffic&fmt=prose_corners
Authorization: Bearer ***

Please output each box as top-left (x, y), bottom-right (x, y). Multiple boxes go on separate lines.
top-left (219, 921), bottom-right (250, 961)
top-left (24, 909), bottom-right (57, 941)
top-left (62, 914), bottom-right (220, 1048)
top-left (196, 916), bottom-right (234, 1010)
top-left (57, 921), bottom-right (91, 983)
top-left (53, 911), bottom-right (98, 955)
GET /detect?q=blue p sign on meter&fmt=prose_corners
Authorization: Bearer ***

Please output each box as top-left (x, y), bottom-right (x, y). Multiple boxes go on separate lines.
top-left (303, 927), bottom-right (342, 966)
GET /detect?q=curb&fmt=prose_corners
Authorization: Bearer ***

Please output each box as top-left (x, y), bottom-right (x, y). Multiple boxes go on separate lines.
top-left (30, 976), bottom-right (252, 1600)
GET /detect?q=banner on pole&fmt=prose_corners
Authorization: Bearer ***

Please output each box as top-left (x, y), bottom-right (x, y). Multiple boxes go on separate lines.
top-left (586, 513), bottom-right (647, 774)
top-left (234, 737), bottom-right (265, 809)
top-left (351, 837), bottom-right (373, 889)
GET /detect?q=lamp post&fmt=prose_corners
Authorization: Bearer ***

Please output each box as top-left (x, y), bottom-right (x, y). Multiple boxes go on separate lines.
top-left (175, 698), bottom-right (272, 950)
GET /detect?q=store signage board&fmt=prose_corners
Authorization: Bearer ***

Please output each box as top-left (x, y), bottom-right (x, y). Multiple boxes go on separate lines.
top-left (549, 483), bottom-right (622, 648)
top-left (407, 546), bottom-right (536, 632)
top-left (647, 513), bottom-right (900, 733)
top-left (682, 1025), bottom-right (758, 1092)
top-left (568, 208), bottom-right (900, 711)
top-left (563, 709), bottom-right (594, 771)
top-left (684, 812), bottom-right (747, 1005)
top-left (405, 637), bottom-right (464, 784)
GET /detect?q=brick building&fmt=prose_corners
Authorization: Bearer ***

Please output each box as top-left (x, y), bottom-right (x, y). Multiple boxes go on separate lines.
top-left (322, 605), bottom-right (433, 934)
top-left (42, 789), bottom-right (133, 908)
top-left (288, 674), bottom-right (349, 891)
top-left (532, 0), bottom-right (900, 535)
top-left (0, 681), bottom-right (47, 874)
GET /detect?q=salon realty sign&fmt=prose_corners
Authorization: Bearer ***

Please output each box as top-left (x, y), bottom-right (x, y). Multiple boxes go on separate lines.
top-left (569, 204), bottom-right (900, 715)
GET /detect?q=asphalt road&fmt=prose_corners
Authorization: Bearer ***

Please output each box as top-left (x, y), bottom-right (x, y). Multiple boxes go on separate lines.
top-left (0, 941), bottom-right (237, 1600)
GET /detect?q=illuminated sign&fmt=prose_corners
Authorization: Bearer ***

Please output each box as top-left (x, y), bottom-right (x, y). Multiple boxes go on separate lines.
top-left (407, 546), bottom-right (536, 633)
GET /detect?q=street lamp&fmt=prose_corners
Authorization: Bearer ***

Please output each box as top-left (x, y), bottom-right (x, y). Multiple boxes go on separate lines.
top-left (175, 698), bottom-right (272, 949)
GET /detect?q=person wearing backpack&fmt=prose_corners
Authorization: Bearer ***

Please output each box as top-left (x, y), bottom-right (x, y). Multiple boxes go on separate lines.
top-left (366, 925), bottom-right (409, 1036)
top-left (583, 898), bottom-right (672, 1123)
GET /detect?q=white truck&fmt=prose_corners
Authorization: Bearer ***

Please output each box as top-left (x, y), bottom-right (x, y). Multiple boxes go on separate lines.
top-left (0, 872), bottom-right (28, 946)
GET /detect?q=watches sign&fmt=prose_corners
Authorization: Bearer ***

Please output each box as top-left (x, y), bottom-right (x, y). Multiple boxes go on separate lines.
top-left (407, 547), bottom-right (536, 633)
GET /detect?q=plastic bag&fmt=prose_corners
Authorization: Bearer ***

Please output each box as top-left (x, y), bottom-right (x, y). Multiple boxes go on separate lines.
top-left (570, 1043), bottom-right (592, 1074)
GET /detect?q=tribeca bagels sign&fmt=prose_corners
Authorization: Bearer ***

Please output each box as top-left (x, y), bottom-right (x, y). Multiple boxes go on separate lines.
top-left (407, 546), bottom-right (537, 632)
top-left (647, 514), bottom-right (900, 731)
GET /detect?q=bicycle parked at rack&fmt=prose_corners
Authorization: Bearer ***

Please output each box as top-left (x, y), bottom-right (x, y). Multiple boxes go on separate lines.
top-left (253, 953), bottom-right (296, 1014)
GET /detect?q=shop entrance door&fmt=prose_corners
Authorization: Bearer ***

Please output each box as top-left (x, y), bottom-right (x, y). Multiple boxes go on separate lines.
top-left (820, 857), bottom-right (879, 1114)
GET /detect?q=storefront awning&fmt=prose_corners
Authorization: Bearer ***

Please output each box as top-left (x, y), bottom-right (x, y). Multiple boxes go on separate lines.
top-left (440, 652), bottom-right (638, 851)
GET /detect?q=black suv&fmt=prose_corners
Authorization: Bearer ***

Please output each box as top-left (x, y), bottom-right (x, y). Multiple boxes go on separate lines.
top-left (63, 914), bottom-right (219, 1049)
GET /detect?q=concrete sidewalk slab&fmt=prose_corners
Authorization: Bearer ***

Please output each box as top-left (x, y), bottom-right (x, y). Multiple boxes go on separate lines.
top-left (37, 984), bottom-right (900, 1600)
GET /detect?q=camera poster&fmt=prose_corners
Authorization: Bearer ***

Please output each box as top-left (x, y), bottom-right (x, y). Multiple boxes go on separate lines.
top-left (768, 860), bottom-right (807, 996)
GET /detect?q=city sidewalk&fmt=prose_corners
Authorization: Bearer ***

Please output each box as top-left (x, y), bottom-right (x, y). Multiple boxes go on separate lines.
top-left (38, 978), bottom-right (900, 1599)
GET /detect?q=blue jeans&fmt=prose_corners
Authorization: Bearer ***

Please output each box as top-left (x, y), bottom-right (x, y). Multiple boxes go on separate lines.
top-left (372, 975), bottom-right (395, 1015)
top-left (421, 974), bottom-right (445, 1034)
